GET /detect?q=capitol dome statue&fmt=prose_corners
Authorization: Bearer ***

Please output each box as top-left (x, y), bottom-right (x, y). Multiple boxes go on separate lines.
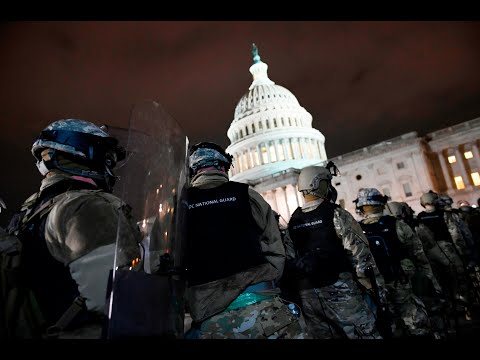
top-left (226, 44), bottom-right (328, 223)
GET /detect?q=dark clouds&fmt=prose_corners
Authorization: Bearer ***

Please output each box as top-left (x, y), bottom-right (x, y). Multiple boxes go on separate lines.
top-left (1, 21), bottom-right (480, 224)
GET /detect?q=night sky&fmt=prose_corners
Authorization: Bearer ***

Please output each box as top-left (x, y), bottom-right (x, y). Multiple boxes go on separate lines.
top-left (1, 21), bottom-right (480, 225)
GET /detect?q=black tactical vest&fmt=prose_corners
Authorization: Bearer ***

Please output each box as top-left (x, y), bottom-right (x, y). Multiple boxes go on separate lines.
top-left (359, 215), bottom-right (408, 283)
top-left (184, 181), bottom-right (267, 286)
top-left (288, 201), bottom-right (351, 288)
top-left (417, 210), bottom-right (453, 243)
top-left (7, 180), bottom-right (98, 327)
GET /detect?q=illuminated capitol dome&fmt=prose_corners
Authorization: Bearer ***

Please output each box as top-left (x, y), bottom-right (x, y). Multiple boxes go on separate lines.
top-left (226, 44), bottom-right (480, 223)
top-left (226, 44), bottom-right (327, 183)
top-left (226, 44), bottom-right (328, 223)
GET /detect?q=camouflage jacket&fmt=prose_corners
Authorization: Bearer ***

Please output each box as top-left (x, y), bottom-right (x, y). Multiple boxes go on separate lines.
top-left (416, 210), bottom-right (469, 262)
top-left (362, 215), bottom-right (440, 290)
top-left (284, 200), bottom-right (383, 289)
top-left (14, 172), bottom-right (141, 314)
top-left (184, 170), bottom-right (285, 322)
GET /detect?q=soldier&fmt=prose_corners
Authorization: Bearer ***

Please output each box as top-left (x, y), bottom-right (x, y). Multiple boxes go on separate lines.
top-left (180, 141), bottom-right (307, 339)
top-left (416, 191), bottom-right (472, 324)
top-left (384, 201), bottom-right (450, 338)
top-left (355, 189), bottom-right (436, 337)
top-left (1, 119), bottom-right (142, 338)
top-left (283, 164), bottom-right (383, 339)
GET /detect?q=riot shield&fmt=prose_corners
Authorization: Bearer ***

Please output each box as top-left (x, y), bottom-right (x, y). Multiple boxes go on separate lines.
top-left (107, 100), bottom-right (189, 338)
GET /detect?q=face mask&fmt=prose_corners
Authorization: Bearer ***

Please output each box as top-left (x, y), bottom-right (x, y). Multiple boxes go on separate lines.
top-left (36, 160), bottom-right (50, 176)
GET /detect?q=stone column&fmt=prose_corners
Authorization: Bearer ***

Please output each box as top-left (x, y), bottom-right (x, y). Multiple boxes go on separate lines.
top-left (248, 147), bottom-right (254, 168)
top-left (270, 188), bottom-right (279, 213)
top-left (471, 143), bottom-right (480, 170)
top-left (437, 151), bottom-right (453, 190)
top-left (273, 140), bottom-right (280, 161)
top-left (285, 183), bottom-right (299, 219)
top-left (292, 138), bottom-right (300, 160)
top-left (255, 144), bottom-right (261, 165)
top-left (266, 141), bottom-right (272, 163)
top-left (282, 140), bottom-right (289, 160)
top-left (275, 186), bottom-right (290, 222)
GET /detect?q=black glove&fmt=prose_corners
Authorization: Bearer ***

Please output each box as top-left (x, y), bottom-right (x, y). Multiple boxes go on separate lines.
top-left (295, 252), bottom-right (318, 275)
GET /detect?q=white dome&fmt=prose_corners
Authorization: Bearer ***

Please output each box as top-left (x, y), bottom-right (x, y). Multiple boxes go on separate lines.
top-left (226, 44), bottom-right (327, 183)
top-left (233, 84), bottom-right (300, 122)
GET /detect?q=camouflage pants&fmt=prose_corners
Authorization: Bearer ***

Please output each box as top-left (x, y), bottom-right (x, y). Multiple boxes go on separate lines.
top-left (426, 241), bottom-right (469, 299)
top-left (299, 272), bottom-right (381, 339)
top-left (385, 281), bottom-right (431, 337)
top-left (185, 296), bottom-right (308, 339)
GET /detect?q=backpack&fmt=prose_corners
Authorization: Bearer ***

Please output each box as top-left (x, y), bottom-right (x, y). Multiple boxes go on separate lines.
top-left (0, 189), bottom-right (88, 338)
top-left (0, 226), bottom-right (47, 338)
top-left (360, 216), bottom-right (408, 284)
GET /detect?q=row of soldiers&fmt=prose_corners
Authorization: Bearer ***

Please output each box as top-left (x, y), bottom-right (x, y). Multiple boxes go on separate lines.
top-left (278, 164), bottom-right (480, 338)
top-left (1, 116), bottom-right (479, 339)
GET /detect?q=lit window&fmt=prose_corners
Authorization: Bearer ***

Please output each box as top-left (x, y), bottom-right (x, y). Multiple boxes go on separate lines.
top-left (465, 151), bottom-right (473, 159)
top-left (454, 176), bottom-right (465, 190)
top-left (471, 172), bottom-right (480, 186)
top-left (402, 183), bottom-right (412, 197)
top-left (448, 155), bottom-right (456, 164)
top-left (261, 146), bottom-right (268, 164)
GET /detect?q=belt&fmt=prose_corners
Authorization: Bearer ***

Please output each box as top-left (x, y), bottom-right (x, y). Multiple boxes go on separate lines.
top-left (225, 281), bottom-right (276, 312)
top-left (242, 280), bottom-right (275, 294)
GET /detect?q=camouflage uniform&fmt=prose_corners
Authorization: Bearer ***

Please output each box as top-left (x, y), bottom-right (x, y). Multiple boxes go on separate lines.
top-left (284, 200), bottom-right (382, 339)
top-left (6, 171), bottom-right (142, 338)
top-left (416, 210), bottom-right (470, 300)
top-left (360, 215), bottom-right (433, 337)
top-left (2, 119), bottom-right (142, 339)
top-left (182, 170), bottom-right (307, 339)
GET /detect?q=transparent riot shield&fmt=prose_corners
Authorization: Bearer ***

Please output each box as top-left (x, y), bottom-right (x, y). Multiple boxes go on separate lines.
top-left (107, 100), bottom-right (189, 338)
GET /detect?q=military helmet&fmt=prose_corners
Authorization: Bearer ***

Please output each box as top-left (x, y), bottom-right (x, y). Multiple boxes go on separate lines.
top-left (353, 188), bottom-right (388, 208)
top-left (31, 119), bottom-right (126, 191)
top-left (188, 141), bottom-right (233, 177)
top-left (420, 191), bottom-right (439, 208)
top-left (384, 201), bottom-right (413, 218)
top-left (297, 166), bottom-right (332, 193)
top-left (437, 194), bottom-right (453, 210)
top-left (297, 165), bottom-right (338, 202)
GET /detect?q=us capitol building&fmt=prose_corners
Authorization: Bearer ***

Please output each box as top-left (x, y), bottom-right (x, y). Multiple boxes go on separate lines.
top-left (225, 45), bottom-right (480, 224)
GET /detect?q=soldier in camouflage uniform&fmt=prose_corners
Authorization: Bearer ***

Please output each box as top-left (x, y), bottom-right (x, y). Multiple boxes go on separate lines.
top-left (282, 164), bottom-right (382, 339)
top-left (181, 142), bottom-right (307, 339)
top-left (355, 189), bottom-right (436, 337)
top-left (2, 119), bottom-right (142, 338)
top-left (384, 201), bottom-right (450, 338)
top-left (438, 195), bottom-right (477, 265)
top-left (416, 191), bottom-right (472, 323)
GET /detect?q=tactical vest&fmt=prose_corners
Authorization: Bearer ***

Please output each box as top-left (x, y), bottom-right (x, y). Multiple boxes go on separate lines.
top-left (3, 179), bottom-right (101, 337)
top-left (417, 210), bottom-right (453, 244)
top-left (184, 181), bottom-right (267, 286)
top-left (359, 215), bottom-right (408, 284)
top-left (288, 201), bottom-right (351, 288)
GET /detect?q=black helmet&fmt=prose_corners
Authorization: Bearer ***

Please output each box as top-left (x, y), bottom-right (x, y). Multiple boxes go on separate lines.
top-left (31, 119), bottom-right (126, 192)
top-left (188, 142), bottom-right (233, 177)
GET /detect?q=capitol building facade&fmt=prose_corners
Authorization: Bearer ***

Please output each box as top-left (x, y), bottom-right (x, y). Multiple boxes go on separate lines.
top-left (226, 46), bottom-right (480, 224)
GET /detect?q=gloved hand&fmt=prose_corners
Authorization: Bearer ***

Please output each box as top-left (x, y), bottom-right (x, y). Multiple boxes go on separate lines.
top-left (294, 252), bottom-right (318, 275)
top-left (356, 277), bottom-right (373, 290)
